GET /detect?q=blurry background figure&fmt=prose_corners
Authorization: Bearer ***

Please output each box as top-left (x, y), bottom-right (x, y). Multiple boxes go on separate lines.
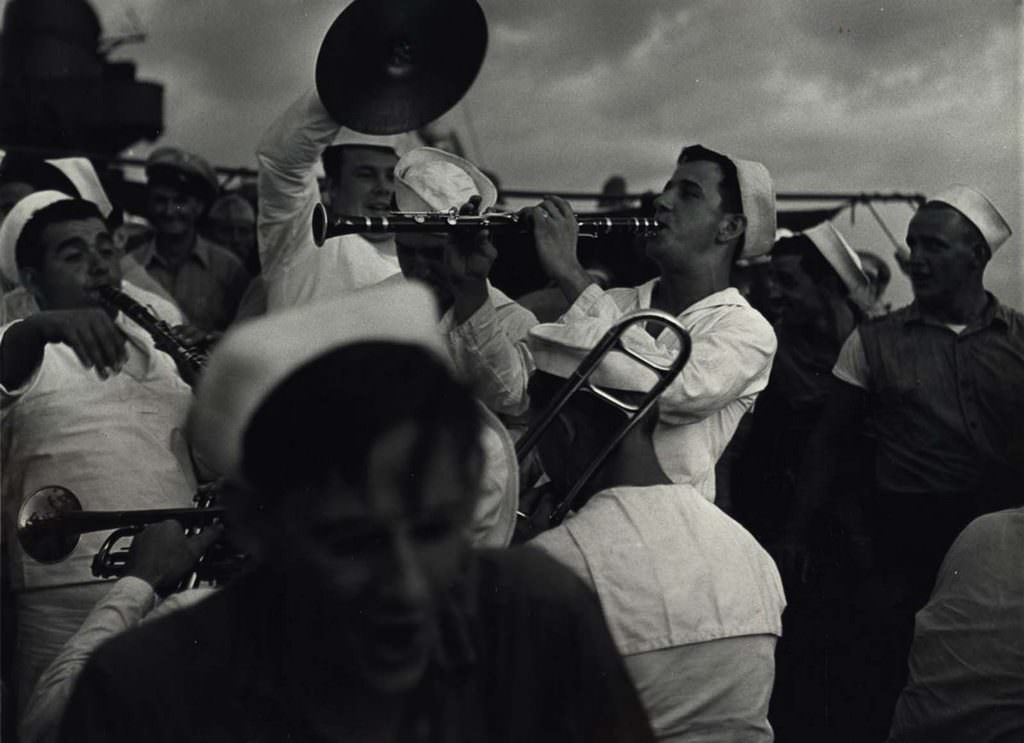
top-left (888, 507), bottom-right (1024, 742)
top-left (856, 250), bottom-right (893, 317)
top-left (126, 147), bottom-right (250, 334)
top-left (597, 175), bottom-right (629, 211)
top-left (203, 192), bottom-right (258, 276)
top-left (732, 254), bottom-right (783, 326)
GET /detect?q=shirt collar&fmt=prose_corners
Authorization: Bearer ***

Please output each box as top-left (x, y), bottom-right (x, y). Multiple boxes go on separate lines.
top-left (137, 235), bottom-right (209, 269)
top-left (903, 293), bottom-right (1010, 331)
top-left (642, 280), bottom-right (750, 316)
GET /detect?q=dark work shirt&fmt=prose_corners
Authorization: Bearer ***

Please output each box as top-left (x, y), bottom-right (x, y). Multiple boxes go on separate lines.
top-left (59, 549), bottom-right (655, 743)
top-left (129, 235), bottom-right (250, 333)
top-left (857, 297), bottom-right (1024, 496)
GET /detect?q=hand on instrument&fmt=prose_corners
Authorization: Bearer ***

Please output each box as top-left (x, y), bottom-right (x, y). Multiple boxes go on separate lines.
top-left (28, 309), bottom-right (128, 379)
top-left (169, 324), bottom-right (209, 351)
top-left (126, 519), bottom-right (224, 596)
top-left (523, 196), bottom-right (592, 303)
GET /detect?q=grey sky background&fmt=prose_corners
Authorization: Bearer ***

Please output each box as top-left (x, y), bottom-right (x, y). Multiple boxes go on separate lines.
top-left (97, 0), bottom-right (1021, 308)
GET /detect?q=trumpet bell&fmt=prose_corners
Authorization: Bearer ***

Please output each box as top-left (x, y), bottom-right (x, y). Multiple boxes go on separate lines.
top-left (17, 486), bottom-right (84, 564)
top-left (316, 0), bottom-right (488, 135)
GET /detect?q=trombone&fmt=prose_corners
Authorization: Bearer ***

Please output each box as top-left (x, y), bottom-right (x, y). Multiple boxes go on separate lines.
top-left (16, 485), bottom-right (238, 583)
top-left (515, 310), bottom-right (692, 530)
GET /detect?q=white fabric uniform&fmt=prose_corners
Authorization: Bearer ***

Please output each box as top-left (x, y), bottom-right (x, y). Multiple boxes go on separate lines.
top-left (531, 483), bottom-right (785, 741)
top-left (20, 579), bottom-right (213, 743)
top-left (256, 89), bottom-right (403, 312)
top-left (1, 283), bottom-right (197, 701)
top-left (451, 280), bottom-right (777, 501)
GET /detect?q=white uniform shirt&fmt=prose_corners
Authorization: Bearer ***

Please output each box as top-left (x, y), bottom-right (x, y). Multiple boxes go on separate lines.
top-left (450, 280), bottom-right (777, 500)
top-left (531, 483), bottom-right (785, 655)
top-left (256, 89), bottom-right (404, 312)
top-left (1, 284), bottom-right (197, 591)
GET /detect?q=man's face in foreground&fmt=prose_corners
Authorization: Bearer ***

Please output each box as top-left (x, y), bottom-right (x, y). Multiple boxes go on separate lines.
top-left (278, 421), bottom-right (475, 694)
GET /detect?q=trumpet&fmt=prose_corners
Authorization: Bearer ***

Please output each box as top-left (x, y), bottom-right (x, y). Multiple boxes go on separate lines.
top-left (312, 204), bottom-right (662, 246)
top-left (16, 485), bottom-right (240, 583)
top-left (514, 310), bottom-right (692, 531)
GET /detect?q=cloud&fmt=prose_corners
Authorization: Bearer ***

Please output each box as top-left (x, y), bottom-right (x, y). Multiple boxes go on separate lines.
top-left (93, 0), bottom-right (1019, 305)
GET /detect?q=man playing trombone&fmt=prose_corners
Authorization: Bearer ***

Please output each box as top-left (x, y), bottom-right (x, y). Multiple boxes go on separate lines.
top-left (444, 145), bottom-right (779, 503)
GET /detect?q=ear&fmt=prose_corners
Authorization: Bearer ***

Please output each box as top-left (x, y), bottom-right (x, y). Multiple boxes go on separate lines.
top-left (717, 213), bottom-right (747, 244)
top-left (219, 483), bottom-right (273, 562)
top-left (19, 267), bottom-right (46, 306)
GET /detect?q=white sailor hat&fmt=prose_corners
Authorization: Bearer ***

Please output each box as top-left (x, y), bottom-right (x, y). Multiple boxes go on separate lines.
top-left (802, 221), bottom-right (871, 308)
top-left (926, 185), bottom-right (1012, 254)
top-left (528, 317), bottom-right (679, 394)
top-left (0, 190), bottom-right (73, 285)
top-left (187, 282), bottom-right (450, 482)
top-left (395, 146), bottom-right (497, 213)
top-left (732, 156), bottom-right (776, 260)
top-left (47, 158), bottom-right (114, 218)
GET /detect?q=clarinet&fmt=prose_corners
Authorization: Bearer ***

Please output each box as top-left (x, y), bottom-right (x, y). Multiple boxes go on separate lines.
top-left (97, 285), bottom-right (207, 380)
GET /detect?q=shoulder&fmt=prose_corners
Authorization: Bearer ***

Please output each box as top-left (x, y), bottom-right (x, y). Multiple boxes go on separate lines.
top-left (475, 547), bottom-right (597, 607)
top-left (860, 304), bottom-right (915, 336)
top-left (199, 237), bottom-right (247, 274)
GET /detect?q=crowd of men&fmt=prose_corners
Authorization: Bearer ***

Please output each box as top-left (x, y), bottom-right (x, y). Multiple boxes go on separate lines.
top-left (0, 60), bottom-right (1021, 743)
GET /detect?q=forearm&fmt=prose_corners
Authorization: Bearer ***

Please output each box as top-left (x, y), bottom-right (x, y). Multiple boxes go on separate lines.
top-left (0, 318), bottom-right (45, 391)
top-left (20, 578), bottom-right (156, 743)
top-left (449, 297), bottom-right (534, 416)
top-left (256, 89), bottom-right (341, 278)
top-left (551, 264), bottom-right (595, 306)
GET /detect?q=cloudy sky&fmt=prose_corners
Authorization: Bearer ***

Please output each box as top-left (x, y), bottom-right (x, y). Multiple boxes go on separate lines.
top-left (95, 0), bottom-right (1021, 307)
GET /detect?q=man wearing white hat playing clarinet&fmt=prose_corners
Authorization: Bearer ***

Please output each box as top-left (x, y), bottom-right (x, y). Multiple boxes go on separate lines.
top-left (256, 89), bottom-right (419, 312)
top-left (445, 145), bottom-right (778, 504)
top-left (786, 184), bottom-right (1024, 740)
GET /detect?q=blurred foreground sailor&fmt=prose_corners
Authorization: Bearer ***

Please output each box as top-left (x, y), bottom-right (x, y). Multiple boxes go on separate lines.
top-left (59, 282), bottom-right (655, 743)
top-left (888, 507), bottom-right (1024, 742)
top-left (444, 144), bottom-right (778, 502)
top-left (526, 317), bottom-right (785, 741)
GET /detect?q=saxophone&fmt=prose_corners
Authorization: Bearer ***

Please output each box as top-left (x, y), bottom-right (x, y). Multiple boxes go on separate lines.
top-left (96, 285), bottom-right (207, 382)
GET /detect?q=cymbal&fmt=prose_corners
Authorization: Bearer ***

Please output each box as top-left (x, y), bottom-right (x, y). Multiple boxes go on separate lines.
top-left (316, 0), bottom-right (488, 135)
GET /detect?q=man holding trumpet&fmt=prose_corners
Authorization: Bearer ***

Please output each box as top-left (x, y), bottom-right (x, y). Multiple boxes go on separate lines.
top-left (0, 192), bottom-right (197, 710)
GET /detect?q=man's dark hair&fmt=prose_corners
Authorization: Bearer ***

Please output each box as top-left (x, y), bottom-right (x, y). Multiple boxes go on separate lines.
top-left (920, 202), bottom-right (992, 263)
top-left (243, 342), bottom-right (482, 506)
top-left (678, 145), bottom-right (744, 258)
top-left (772, 234), bottom-right (848, 296)
top-left (16, 198), bottom-right (107, 271)
top-left (320, 144), bottom-right (397, 184)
